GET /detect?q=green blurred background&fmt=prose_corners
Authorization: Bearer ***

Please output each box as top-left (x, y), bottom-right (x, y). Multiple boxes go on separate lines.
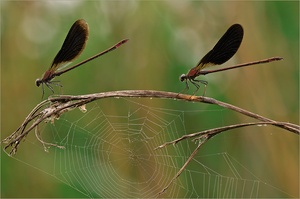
top-left (1, 1), bottom-right (299, 198)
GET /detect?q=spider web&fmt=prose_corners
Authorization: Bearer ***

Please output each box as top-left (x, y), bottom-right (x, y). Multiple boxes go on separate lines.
top-left (11, 98), bottom-right (295, 198)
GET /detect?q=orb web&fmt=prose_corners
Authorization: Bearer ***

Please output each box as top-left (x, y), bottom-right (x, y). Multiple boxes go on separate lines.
top-left (51, 99), bottom-right (188, 198)
top-left (16, 98), bottom-right (296, 198)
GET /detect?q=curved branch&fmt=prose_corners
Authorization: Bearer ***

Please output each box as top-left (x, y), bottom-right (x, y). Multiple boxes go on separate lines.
top-left (2, 90), bottom-right (299, 156)
top-left (154, 121), bottom-right (291, 150)
top-left (48, 90), bottom-right (299, 134)
top-left (155, 121), bottom-right (296, 196)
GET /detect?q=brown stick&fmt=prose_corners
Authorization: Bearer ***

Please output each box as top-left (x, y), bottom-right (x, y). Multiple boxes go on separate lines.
top-left (2, 90), bottom-right (299, 156)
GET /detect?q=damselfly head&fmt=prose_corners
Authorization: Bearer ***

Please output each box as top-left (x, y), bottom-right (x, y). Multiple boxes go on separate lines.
top-left (179, 74), bottom-right (187, 82)
top-left (36, 79), bottom-right (42, 87)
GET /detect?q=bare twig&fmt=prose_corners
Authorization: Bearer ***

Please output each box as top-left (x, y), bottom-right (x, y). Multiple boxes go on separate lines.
top-left (35, 125), bottom-right (65, 152)
top-left (2, 90), bottom-right (299, 156)
top-left (154, 121), bottom-right (291, 150)
top-left (155, 121), bottom-right (293, 196)
top-left (157, 135), bottom-right (209, 197)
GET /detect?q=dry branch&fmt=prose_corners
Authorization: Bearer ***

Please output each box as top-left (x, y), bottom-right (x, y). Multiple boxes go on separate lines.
top-left (2, 89), bottom-right (299, 157)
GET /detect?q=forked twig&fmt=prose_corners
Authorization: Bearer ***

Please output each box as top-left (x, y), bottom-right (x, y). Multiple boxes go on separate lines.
top-left (35, 125), bottom-right (65, 152)
top-left (154, 121), bottom-right (289, 196)
top-left (2, 90), bottom-right (299, 157)
top-left (157, 134), bottom-right (210, 197)
top-left (154, 121), bottom-right (289, 150)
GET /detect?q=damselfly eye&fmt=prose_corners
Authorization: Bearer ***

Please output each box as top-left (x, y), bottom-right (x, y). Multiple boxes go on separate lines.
top-left (179, 74), bottom-right (187, 82)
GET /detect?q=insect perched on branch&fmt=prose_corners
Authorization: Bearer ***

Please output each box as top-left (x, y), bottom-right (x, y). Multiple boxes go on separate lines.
top-left (179, 24), bottom-right (283, 95)
top-left (35, 19), bottom-right (128, 98)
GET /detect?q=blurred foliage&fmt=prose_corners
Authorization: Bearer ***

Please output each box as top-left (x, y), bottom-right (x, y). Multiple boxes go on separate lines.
top-left (1, 1), bottom-right (299, 198)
